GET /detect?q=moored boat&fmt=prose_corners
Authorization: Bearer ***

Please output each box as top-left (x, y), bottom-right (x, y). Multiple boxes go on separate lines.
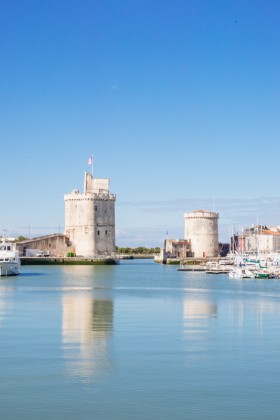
top-left (254, 270), bottom-right (274, 279)
top-left (206, 261), bottom-right (232, 274)
top-left (228, 268), bottom-right (255, 279)
top-left (0, 241), bottom-right (21, 276)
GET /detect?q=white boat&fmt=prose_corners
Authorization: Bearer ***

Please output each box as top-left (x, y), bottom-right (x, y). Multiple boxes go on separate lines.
top-left (228, 268), bottom-right (255, 279)
top-left (205, 261), bottom-right (232, 274)
top-left (0, 241), bottom-right (21, 276)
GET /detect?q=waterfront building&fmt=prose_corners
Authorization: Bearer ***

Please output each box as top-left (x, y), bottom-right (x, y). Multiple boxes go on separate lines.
top-left (184, 210), bottom-right (219, 258)
top-left (157, 238), bottom-right (192, 262)
top-left (16, 234), bottom-right (71, 257)
top-left (234, 225), bottom-right (280, 254)
top-left (64, 171), bottom-right (116, 257)
top-left (164, 238), bottom-right (192, 258)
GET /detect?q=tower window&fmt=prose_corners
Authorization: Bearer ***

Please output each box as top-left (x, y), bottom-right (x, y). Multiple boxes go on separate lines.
top-left (105, 230), bottom-right (107, 235)
top-left (94, 205), bottom-right (97, 211)
top-left (97, 231), bottom-right (100, 236)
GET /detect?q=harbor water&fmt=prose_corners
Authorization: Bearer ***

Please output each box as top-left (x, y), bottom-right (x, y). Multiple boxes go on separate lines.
top-left (1, 259), bottom-right (280, 419)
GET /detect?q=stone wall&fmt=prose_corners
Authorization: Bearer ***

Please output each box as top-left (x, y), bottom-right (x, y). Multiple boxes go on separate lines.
top-left (16, 234), bottom-right (72, 257)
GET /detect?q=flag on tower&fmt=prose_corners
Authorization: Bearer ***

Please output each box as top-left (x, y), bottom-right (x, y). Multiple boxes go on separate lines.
top-left (88, 156), bottom-right (93, 165)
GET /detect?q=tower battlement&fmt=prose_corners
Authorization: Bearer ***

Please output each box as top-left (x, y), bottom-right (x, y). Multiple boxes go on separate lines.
top-left (64, 192), bottom-right (116, 201)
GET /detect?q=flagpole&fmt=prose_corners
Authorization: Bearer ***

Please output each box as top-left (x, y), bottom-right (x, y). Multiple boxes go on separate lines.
top-left (88, 155), bottom-right (94, 177)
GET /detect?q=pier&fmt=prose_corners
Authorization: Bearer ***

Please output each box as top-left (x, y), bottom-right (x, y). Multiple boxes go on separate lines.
top-left (177, 265), bottom-right (206, 271)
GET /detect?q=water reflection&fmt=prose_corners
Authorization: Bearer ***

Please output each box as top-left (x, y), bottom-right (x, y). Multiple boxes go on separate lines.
top-left (183, 299), bottom-right (218, 321)
top-left (62, 294), bottom-right (114, 380)
top-left (0, 298), bottom-right (11, 325)
top-left (0, 287), bottom-right (14, 325)
top-left (182, 298), bottom-right (218, 359)
top-left (228, 299), bottom-right (280, 332)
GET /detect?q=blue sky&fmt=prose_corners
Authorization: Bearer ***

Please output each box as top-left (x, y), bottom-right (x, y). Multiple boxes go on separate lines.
top-left (1, 0), bottom-right (280, 246)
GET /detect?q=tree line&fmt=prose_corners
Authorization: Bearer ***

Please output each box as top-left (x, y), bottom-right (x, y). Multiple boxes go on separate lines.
top-left (115, 246), bottom-right (160, 255)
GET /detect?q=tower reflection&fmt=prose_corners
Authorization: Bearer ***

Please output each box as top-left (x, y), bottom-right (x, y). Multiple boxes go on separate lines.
top-left (62, 293), bottom-right (114, 380)
top-left (183, 299), bottom-right (218, 321)
top-left (183, 298), bottom-right (218, 359)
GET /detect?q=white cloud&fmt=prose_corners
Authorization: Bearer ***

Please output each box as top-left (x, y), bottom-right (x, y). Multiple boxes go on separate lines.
top-left (117, 196), bottom-right (280, 244)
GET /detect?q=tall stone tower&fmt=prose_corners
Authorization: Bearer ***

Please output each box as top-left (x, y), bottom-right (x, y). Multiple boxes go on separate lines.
top-left (184, 210), bottom-right (219, 258)
top-left (64, 172), bottom-right (116, 257)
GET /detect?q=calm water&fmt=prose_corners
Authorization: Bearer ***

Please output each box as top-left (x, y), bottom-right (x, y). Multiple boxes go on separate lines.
top-left (1, 260), bottom-right (280, 419)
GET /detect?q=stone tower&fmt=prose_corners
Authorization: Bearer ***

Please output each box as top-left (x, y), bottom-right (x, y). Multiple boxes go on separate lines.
top-left (64, 171), bottom-right (116, 257)
top-left (184, 210), bottom-right (219, 258)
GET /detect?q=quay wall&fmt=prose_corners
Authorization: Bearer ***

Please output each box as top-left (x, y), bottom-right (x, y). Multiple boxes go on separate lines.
top-left (20, 257), bottom-right (118, 265)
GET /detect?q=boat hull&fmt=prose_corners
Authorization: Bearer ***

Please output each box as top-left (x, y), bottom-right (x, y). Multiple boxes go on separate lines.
top-left (0, 262), bottom-right (20, 276)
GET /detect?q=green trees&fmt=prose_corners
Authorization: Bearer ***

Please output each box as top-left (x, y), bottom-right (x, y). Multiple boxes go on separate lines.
top-left (115, 246), bottom-right (160, 255)
top-left (16, 236), bottom-right (27, 242)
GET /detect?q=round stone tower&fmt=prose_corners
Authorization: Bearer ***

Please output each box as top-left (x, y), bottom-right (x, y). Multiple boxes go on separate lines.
top-left (64, 171), bottom-right (116, 257)
top-left (184, 210), bottom-right (219, 258)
